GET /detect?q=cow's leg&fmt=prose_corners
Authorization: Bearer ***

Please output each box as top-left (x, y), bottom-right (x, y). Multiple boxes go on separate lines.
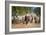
top-left (26, 20), bottom-right (28, 25)
top-left (38, 19), bottom-right (40, 23)
top-left (26, 21), bottom-right (28, 25)
top-left (12, 20), bottom-right (13, 24)
top-left (35, 20), bottom-right (37, 23)
top-left (38, 17), bottom-right (39, 23)
top-left (37, 19), bottom-right (39, 24)
top-left (31, 20), bottom-right (33, 23)
top-left (22, 20), bottom-right (23, 24)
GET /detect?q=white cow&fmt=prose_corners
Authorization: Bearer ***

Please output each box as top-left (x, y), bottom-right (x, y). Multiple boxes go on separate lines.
top-left (17, 16), bottom-right (22, 21)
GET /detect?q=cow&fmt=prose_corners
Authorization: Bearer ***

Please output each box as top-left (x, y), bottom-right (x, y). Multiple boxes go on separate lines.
top-left (29, 15), bottom-right (33, 23)
top-left (12, 16), bottom-right (19, 24)
top-left (34, 16), bottom-right (40, 23)
top-left (12, 16), bottom-right (16, 24)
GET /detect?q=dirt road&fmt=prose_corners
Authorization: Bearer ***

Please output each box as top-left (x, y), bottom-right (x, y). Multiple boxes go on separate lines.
top-left (12, 22), bottom-right (40, 29)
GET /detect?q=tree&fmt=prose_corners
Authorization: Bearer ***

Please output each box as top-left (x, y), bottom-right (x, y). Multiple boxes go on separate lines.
top-left (12, 6), bottom-right (32, 16)
top-left (34, 7), bottom-right (41, 16)
top-left (12, 6), bottom-right (16, 16)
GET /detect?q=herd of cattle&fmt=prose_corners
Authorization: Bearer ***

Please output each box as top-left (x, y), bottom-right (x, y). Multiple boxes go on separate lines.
top-left (12, 15), bottom-right (40, 24)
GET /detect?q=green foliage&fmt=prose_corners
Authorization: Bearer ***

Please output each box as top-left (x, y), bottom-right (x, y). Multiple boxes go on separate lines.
top-left (12, 6), bottom-right (32, 16)
top-left (12, 6), bottom-right (41, 16)
top-left (34, 7), bottom-right (41, 16)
